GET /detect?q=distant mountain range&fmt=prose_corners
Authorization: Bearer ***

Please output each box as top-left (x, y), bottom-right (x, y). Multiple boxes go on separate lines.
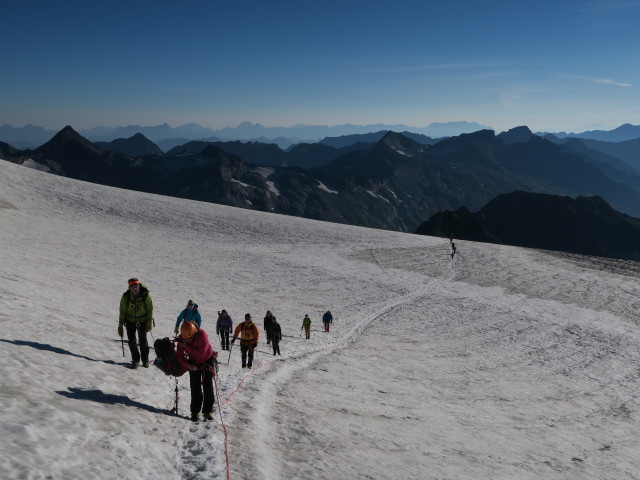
top-left (3, 125), bottom-right (640, 246)
top-left (3, 121), bottom-right (640, 151)
top-left (415, 191), bottom-right (640, 260)
top-left (0, 121), bottom-right (487, 150)
top-left (539, 123), bottom-right (640, 142)
top-left (543, 134), bottom-right (640, 172)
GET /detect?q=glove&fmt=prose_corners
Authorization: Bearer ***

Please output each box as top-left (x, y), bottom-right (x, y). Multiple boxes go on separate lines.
top-left (230, 338), bottom-right (235, 344)
top-left (118, 324), bottom-right (123, 337)
top-left (146, 321), bottom-right (152, 332)
top-left (174, 326), bottom-right (179, 335)
top-left (252, 342), bottom-right (258, 348)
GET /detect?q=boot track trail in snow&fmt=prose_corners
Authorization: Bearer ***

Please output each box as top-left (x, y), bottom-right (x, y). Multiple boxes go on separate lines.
top-left (182, 247), bottom-right (459, 479)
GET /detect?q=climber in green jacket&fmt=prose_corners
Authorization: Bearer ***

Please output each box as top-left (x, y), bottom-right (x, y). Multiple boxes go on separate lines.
top-left (118, 278), bottom-right (154, 368)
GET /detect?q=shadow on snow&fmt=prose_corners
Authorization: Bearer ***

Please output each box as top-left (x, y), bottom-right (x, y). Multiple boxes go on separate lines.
top-left (55, 387), bottom-right (170, 415)
top-left (0, 338), bottom-right (129, 366)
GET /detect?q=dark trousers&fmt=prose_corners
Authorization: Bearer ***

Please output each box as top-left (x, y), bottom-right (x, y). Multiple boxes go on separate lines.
top-left (125, 321), bottom-right (149, 364)
top-left (272, 337), bottom-right (280, 355)
top-left (240, 344), bottom-right (254, 367)
top-left (189, 356), bottom-right (216, 415)
top-left (323, 322), bottom-right (330, 332)
top-left (219, 331), bottom-right (230, 350)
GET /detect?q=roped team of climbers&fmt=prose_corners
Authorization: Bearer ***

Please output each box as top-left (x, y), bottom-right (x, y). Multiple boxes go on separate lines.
top-left (118, 237), bottom-right (454, 422)
top-left (117, 277), bottom-right (335, 420)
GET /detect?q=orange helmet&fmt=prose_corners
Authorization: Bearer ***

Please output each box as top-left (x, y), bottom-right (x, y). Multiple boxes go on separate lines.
top-left (180, 321), bottom-right (197, 339)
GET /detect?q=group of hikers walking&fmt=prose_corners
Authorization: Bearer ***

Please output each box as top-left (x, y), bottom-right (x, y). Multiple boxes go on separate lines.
top-left (118, 277), bottom-right (334, 422)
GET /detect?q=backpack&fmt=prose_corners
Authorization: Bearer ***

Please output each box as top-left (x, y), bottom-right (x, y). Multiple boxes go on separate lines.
top-left (153, 337), bottom-right (188, 377)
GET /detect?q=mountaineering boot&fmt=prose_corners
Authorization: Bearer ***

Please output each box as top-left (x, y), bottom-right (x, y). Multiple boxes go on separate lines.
top-left (143, 362), bottom-right (149, 368)
top-left (203, 412), bottom-right (213, 421)
top-left (131, 362), bottom-right (140, 369)
top-left (191, 413), bottom-right (199, 422)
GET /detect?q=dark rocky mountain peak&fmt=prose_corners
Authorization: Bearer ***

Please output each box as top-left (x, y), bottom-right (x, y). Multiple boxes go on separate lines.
top-left (199, 145), bottom-right (248, 177)
top-left (200, 144), bottom-right (239, 160)
top-left (497, 126), bottom-right (533, 144)
top-left (94, 132), bottom-right (163, 157)
top-left (430, 129), bottom-right (498, 152)
top-left (379, 131), bottom-right (424, 154)
top-left (426, 129), bottom-right (503, 170)
top-left (36, 125), bottom-right (102, 155)
top-left (454, 128), bottom-right (497, 144)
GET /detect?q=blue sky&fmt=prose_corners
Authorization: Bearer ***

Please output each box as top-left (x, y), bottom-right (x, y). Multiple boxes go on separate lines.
top-left (2, 0), bottom-right (639, 133)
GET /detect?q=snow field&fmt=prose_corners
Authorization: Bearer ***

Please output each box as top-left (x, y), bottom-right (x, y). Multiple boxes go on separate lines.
top-left (1, 158), bottom-right (640, 479)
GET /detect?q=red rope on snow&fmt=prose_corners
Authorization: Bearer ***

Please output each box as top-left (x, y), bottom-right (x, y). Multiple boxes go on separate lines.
top-left (211, 355), bottom-right (278, 479)
top-left (219, 358), bottom-right (277, 406)
top-left (212, 369), bottom-right (232, 480)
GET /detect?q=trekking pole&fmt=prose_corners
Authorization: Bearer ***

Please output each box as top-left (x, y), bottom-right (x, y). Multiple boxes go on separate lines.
top-left (227, 343), bottom-right (233, 365)
top-left (121, 336), bottom-right (125, 357)
top-left (170, 378), bottom-right (180, 416)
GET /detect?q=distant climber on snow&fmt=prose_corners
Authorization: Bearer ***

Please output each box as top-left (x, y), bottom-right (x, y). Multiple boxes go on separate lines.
top-left (270, 317), bottom-right (282, 355)
top-left (216, 309), bottom-right (233, 351)
top-left (263, 310), bottom-right (275, 345)
top-left (302, 314), bottom-right (312, 339)
top-left (322, 310), bottom-right (333, 332)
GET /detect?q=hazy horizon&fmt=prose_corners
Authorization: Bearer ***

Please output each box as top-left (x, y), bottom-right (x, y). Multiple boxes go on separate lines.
top-left (2, 1), bottom-right (639, 134)
top-left (3, 119), bottom-right (637, 137)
